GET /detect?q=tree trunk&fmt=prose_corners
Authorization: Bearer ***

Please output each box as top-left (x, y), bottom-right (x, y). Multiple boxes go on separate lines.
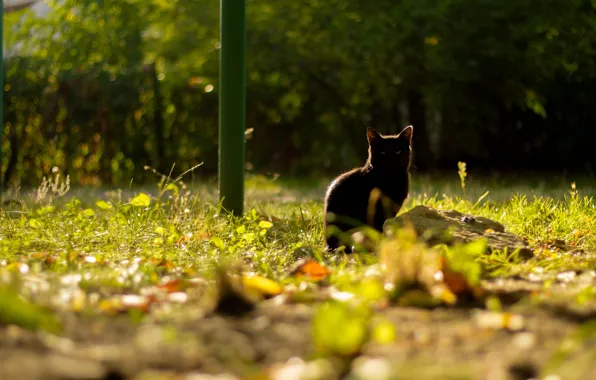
top-left (3, 126), bottom-right (18, 187)
top-left (406, 89), bottom-right (434, 171)
top-left (151, 62), bottom-right (167, 174)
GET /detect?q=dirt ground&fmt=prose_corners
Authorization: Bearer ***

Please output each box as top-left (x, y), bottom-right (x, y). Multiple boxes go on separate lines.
top-left (2, 276), bottom-right (596, 380)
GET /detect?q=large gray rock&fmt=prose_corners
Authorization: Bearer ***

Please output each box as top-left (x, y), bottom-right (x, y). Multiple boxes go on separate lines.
top-left (384, 205), bottom-right (533, 259)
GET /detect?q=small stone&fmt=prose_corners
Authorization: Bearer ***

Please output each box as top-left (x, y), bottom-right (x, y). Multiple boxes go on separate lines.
top-left (512, 332), bottom-right (536, 350)
top-left (270, 357), bottom-right (308, 380)
top-left (556, 271), bottom-right (577, 283)
top-left (474, 310), bottom-right (525, 331)
top-left (349, 357), bottom-right (393, 380)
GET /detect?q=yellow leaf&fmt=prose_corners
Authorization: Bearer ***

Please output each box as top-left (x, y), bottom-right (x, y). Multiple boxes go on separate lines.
top-left (29, 219), bottom-right (42, 228)
top-left (96, 200), bottom-right (113, 210)
top-left (130, 193), bottom-right (151, 207)
top-left (242, 275), bottom-right (283, 298)
top-left (164, 183), bottom-right (179, 196)
top-left (258, 220), bottom-right (273, 229)
top-left (371, 320), bottom-right (397, 344)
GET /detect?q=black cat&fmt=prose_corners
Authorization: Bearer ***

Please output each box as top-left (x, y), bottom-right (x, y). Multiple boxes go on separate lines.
top-left (324, 126), bottom-right (413, 252)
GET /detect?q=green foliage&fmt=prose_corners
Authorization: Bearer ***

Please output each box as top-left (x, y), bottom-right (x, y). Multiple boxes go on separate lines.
top-left (440, 239), bottom-right (486, 286)
top-left (4, 0), bottom-right (596, 185)
top-left (0, 175), bottom-right (596, 376)
top-left (0, 286), bottom-right (61, 333)
top-left (312, 301), bottom-right (371, 357)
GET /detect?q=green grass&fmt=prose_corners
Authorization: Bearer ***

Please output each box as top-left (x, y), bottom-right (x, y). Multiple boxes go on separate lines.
top-left (2, 171), bottom-right (596, 378)
top-left (2, 172), bottom-right (596, 311)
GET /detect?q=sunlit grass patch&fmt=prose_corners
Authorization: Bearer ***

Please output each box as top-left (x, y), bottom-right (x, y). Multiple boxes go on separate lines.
top-left (1, 171), bottom-right (596, 380)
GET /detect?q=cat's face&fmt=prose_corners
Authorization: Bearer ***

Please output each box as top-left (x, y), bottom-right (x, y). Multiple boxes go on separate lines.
top-left (366, 126), bottom-right (413, 170)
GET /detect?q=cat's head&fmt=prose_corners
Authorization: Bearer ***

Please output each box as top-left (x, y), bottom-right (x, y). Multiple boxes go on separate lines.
top-left (366, 126), bottom-right (413, 170)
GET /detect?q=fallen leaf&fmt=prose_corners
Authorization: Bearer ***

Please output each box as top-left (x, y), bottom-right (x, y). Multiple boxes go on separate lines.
top-left (213, 268), bottom-right (259, 316)
top-left (441, 261), bottom-right (472, 295)
top-left (130, 193), bottom-right (151, 207)
top-left (430, 284), bottom-right (457, 305)
top-left (71, 289), bottom-right (87, 313)
top-left (176, 234), bottom-right (192, 246)
top-left (242, 275), bottom-right (283, 298)
top-left (96, 200), bottom-right (113, 210)
top-left (0, 287), bottom-right (61, 333)
top-left (149, 258), bottom-right (176, 271)
top-left (7, 262), bottom-right (30, 274)
top-left (474, 310), bottom-right (525, 331)
top-left (155, 279), bottom-right (187, 293)
top-left (329, 290), bottom-right (356, 302)
top-left (99, 294), bottom-right (153, 314)
top-left (439, 255), bottom-right (484, 300)
top-left (214, 284), bottom-right (258, 316)
top-left (312, 301), bottom-right (369, 357)
top-left (258, 220), bottom-right (273, 229)
top-left (371, 320), bottom-right (397, 344)
top-left (29, 252), bottom-right (58, 266)
top-left (289, 259), bottom-right (331, 282)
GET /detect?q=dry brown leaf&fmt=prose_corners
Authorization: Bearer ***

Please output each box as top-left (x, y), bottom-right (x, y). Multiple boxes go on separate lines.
top-left (99, 294), bottom-right (155, 314)
top-left (157, 279), bottom-right (188, 293)
top-left (439, 256), bottom-right (484, 299)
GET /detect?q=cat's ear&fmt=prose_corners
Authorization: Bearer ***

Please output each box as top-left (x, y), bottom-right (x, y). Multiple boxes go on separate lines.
top-left (367, 127), bottom-right (381, 143)
top-left (399, 125), bottom-right (413, 143)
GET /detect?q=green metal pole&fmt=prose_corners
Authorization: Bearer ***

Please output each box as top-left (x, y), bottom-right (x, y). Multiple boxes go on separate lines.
top-left (218, 0), bottom-right (246, 215)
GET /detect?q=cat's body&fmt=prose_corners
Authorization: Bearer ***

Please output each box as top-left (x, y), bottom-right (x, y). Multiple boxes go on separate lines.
top-left (324, 126), bottom-right (413, 252)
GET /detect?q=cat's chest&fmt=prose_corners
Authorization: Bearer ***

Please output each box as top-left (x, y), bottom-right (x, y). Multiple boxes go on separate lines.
top-left (365, 172), bottom-right (408, 197)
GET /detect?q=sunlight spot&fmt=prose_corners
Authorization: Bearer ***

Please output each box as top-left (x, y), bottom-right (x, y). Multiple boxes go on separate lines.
top-left (168, 292), bottom-right (188, 303)
top-left (61, 274), bottom-right (82, 286)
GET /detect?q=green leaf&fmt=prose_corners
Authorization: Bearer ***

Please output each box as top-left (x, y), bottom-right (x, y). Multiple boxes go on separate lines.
top-left (164, 183), bottom-right (179, 197)
top-left (0, 287), bottom-right (61, 333)
top-left (258, 220), bottom-right (273, 229)
top-left (312, 301), bottom-right (370, 356)
top-left (130, 193), bottom-right (151, 207)
top-left (29, 219), bottom-right (42, 229)
top-left (371, 319), bottom-right (397, 344)
top-left (79, 208), bottom-right (95, 218)
top-left (461, 238), bottom-right (488, 256)
top-left (243, 232), bottom-right (256, 243)
top-left (96, 200), bottom-right (113, 210)
top-left (236, 225), bottom-right (246, 234)
top-left (210, 237), bottom-right (225, 250)
top-left (36, 206), bottom-right (55, 216)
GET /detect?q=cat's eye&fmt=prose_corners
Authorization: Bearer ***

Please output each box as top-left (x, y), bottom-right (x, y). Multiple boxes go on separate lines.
top-left (395, 150), bottom-right (402, 155)
top-left (380, 152), bottom-right (386, 155)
